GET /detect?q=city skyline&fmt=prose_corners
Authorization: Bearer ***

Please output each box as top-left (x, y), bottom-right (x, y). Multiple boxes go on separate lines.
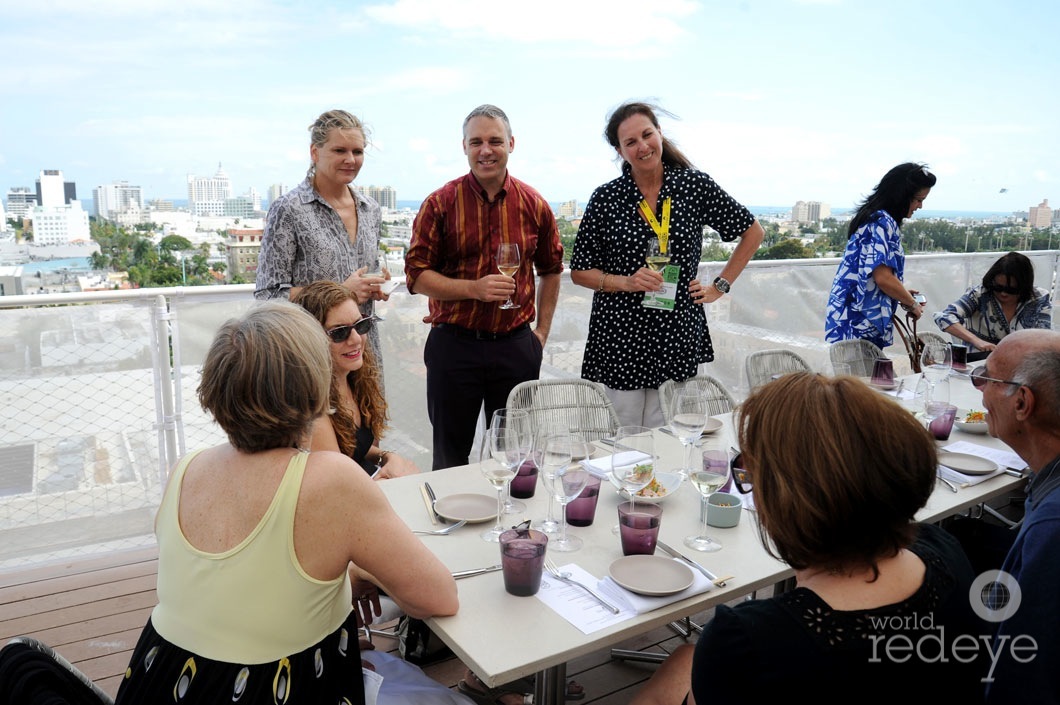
top-left (3, 0), bottom-right (1058, 213)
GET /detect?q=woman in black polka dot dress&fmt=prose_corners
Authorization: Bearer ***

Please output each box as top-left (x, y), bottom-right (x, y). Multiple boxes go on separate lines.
top-left (570, 101), bottom-right (764, 427)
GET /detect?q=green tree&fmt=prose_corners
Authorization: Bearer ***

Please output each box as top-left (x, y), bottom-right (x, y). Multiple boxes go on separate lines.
top-left (159, 234), bottom-right (194, 252)
top-left (756, 238), bottom-right (815, 260)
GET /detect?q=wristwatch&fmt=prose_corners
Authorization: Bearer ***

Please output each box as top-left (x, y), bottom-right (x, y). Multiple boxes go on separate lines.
top-left (712, 276), bottom-right (731, 294)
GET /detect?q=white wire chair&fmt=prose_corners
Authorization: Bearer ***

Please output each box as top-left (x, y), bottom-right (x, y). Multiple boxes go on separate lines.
top-left (917, 331), bottom-right (949, 349)
top-left (828, 339), bottom-right (886, 377)
top-left (505, 378), bottom-right (619, 440)
top-left (659, 375), bottom-right (737, 424)
top-left (745, 349), bottom-right (812, 392)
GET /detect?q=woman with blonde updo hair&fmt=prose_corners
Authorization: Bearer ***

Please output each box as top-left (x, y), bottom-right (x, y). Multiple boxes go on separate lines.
top-left (295, 280), bottom-right (418, 479)
top-left (255, 109), bottom-right (393, 363)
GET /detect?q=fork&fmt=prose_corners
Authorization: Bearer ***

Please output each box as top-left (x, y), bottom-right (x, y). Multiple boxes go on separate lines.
top-left (544, 558), bottom-right (621, 614)
top-left (412, 520), bottom-right (467, 536)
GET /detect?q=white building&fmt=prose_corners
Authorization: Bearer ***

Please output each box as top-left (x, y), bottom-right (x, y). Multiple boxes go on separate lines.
top-left (93, 181), bottom-right (145, 220)
top-left (29, 201), bottom-right (91, 245)
top-left (37, 170), bottom-right (74, 208)
top-left (5, 188), bottom-right (37, 220)
top-left (267, 183), bottom-right (287, 207)
top-left (187, 164), bottom-right (232, 217)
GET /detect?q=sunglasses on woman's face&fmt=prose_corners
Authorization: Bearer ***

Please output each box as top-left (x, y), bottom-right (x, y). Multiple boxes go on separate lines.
top-left (990, 283), bottom-right (1020, 295)
top-left (325, 315), bottom-right (378, 344)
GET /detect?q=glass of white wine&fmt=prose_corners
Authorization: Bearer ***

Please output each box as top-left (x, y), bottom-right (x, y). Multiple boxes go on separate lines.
top-left (669, 388), bottom-right (709, 479)
top-left (645, 238), bottom-right (669, 273)
top-left (685, 453), bottom-right (731, 552)
top-left (496, 243), bottom-right (521, 310)
top-left (481, 425), bottom-right (528, 542)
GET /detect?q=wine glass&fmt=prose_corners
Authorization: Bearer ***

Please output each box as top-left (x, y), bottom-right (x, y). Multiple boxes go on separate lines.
top-left (483, 409), bottom-right (531, 514)
top-left (645, 238), bottom-right (669, 273)
top-left (481, 425), bottom-right (527, 542)
top-left (920, 342), bottom-right (952, 406)
top-left (922, 376), bottom-right (951, 429)
top-left (669, 388), bottom-right (709, 479)
top-left (496, 243), bottom-right (521, 309)
top-left (684, 451), bottom-right (732, 552)
top-left (610, 425), bottom-right (656, 534)
top-left (540, 433), bottom-right (588, 552)
top-left (531, 424), bottom-right (563, 533)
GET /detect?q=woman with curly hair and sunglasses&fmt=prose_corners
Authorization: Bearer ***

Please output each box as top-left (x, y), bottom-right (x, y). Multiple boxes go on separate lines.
top-left (933, 251), bottom-right (1052, 360)
top-left (294, 280), bottom-right (419, 479)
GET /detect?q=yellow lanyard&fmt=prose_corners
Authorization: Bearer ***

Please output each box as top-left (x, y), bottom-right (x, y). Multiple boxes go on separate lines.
top-left (638, 197), bottom-right (671, 253)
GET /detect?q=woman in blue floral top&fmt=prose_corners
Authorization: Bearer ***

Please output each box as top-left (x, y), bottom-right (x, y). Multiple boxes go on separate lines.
top-left (933, 251), bottom-right (1052, 357)
top-left (825, 163), bottom-right (936, 348)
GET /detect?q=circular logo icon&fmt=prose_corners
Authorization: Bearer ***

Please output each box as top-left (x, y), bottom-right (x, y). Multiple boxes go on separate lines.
top-left (969, 569), bottom-right (1022, 623)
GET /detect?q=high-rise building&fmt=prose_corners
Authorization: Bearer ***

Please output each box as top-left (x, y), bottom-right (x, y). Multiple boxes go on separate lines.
top-left (93, 181), bottom-right (145, 220)
top-left (792, 200), bottom-right (830, 224)
top-left (5, 187), bottom-right (37, 220)
top-left (29, 202), bottom-right (90, 245)
top-left (267, 183), bottom-right (287, 207)
top-left (357, 185), bottom-right (397, 210)
top-left (558, 200), bottom-right (578, 218)
top-left (187, 164), bottom-right (232, 217)
top-left (1029, 199), bottom-right (1052, 229)
top-left (36, 170), bottom-right (76, 207)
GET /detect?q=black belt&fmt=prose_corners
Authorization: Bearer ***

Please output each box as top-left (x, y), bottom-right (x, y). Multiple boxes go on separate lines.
top-left (435, 323), bottom-right (529, 341)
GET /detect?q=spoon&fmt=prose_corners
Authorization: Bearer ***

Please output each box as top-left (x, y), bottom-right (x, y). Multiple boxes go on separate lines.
top-left (412, 520), bottom-right (467, 536)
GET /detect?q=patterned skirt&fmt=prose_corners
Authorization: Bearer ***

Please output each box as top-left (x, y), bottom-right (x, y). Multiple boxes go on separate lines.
top-left (114, 612), bottom-right (365, 704)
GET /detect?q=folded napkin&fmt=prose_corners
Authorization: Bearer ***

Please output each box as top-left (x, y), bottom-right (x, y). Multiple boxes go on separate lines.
top-left (581, 450), bottom-right (652, 479)
top-left (596, 563), bottom-right (714, 615)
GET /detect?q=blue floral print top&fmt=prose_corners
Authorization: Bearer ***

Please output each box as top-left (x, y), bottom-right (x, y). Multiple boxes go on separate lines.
top-left (824, 210), bottom-right (905, 348)
top-left (933, 285), bottom-right (1052, 352)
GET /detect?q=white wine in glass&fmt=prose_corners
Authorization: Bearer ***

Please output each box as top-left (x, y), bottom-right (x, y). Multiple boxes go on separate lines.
top-left (496, 243), bottom-right (521, 309)
top-left (645, 238), bottom-right (669, 272)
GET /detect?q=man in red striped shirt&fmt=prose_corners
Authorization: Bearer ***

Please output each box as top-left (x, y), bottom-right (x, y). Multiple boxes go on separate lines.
top-left (407, 104), bottom-right (564, 470)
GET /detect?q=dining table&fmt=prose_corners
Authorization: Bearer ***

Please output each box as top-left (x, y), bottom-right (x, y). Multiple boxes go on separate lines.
top-left (377, 370), bottom-right (1027, 705)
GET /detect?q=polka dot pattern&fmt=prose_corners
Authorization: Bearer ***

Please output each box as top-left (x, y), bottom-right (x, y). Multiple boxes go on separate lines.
top-left (570, 166), bottom-right (755, 390)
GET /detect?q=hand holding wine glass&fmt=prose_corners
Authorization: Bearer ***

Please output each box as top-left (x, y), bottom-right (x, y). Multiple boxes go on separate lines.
top-left (496, 243), bottom-right (521, 309)
top-left (645, 238), bottom-right (669, 275)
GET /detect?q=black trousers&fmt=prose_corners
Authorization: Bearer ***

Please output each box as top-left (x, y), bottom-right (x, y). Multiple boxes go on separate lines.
top-left (424, 325), bottom-right (542, 470)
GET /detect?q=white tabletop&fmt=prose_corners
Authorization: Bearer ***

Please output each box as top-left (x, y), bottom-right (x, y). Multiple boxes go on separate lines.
top-left (378, 372), bottom-right (1025, 699)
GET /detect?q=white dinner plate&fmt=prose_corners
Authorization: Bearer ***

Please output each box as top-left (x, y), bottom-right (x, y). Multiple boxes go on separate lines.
top-left (609, 555), bottom-right (694, 596)
top-left (937, 452), bottom-right (999, 476)
top-left (608, 471), bottom-right (683, 503)
top-left (432, 493), bottom-right (498, 523)
top-left (701, 417), bottom-right (724, 436)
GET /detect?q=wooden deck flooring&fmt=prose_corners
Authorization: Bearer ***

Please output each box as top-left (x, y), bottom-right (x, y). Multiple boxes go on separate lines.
top-left (0, 547), bottom-right (726, 703)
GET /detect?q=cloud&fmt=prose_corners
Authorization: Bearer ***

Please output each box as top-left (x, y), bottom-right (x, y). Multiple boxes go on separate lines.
top-left (362, 0), bottom-right (700, 47)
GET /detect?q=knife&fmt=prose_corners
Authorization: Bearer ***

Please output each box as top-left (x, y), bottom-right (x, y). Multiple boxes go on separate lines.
top-left (420, 484), bottom-right (439, 525)
top-left (657, 539), bottom-right (729, 587)
top-left (452, 565), bottom-right (503, 579)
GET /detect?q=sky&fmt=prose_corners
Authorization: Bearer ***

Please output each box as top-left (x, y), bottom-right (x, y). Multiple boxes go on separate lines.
top-left (2, 0), bottom-right (1058, 213)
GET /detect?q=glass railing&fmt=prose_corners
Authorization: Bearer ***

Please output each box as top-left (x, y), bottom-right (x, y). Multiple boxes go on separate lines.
top-left (1, 251), bottom-right (1056, 568)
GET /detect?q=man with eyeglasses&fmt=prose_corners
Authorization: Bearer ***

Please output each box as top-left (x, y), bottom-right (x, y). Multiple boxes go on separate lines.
top-left (977, 329), bottom-right (1060, 704)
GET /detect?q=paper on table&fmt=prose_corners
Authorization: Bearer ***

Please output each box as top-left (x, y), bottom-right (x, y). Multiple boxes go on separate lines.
top-left (534, 561), bottom-right (714, 634)
top-left (937, 464), bottom-right (1005, 487)
top-left (535, 564), bottom-right (632, 634)
top-left (581, 451), bottom-right (652, 479)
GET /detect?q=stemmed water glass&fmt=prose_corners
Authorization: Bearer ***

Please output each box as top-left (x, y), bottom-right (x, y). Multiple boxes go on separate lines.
top-left (480, 423), bottom-right (530, 542)
top-left (540, 432), bottom-right (589, 552)
top-left (610, 425), bottom-right (656, 534)
top-left (669, 388), bottom-right (709, 479)
top-left (496, 243), bottom-right (521, 309)
top-left (531, 424), bottom-right (562, 533)
top-left (685, 451), bottom-right (732, 552)
top-left (481, 409), bottom-right (531, 514)
top-left (920, 342), bottom-right (952, 407)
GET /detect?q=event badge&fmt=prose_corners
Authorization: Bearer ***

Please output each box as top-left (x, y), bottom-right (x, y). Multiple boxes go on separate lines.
top-left (642, 264), bottom-right (679, 310)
